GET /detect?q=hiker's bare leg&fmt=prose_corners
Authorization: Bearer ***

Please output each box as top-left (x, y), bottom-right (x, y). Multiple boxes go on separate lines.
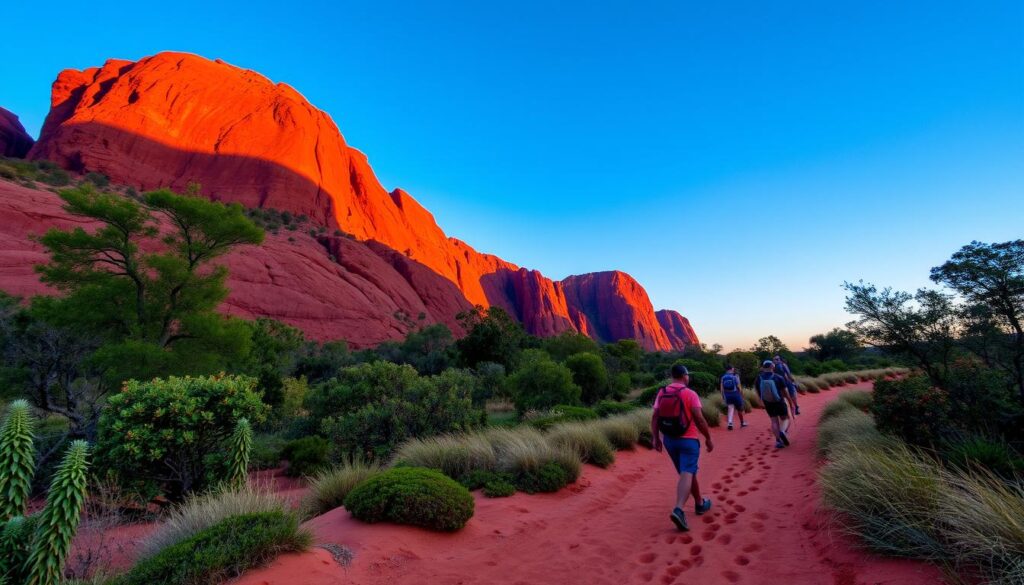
top-left (780, 415), bottom-right (791, 434)
top-left (676, 472), bottom-right (694, 509)
top-left (737, 407), bottom-right (745, 425)
top-left (727, 404), bottom-right (735, 425)
top-left (770, 417), bottom-right (781, 439)
top-left (690, 474), bottom-right (702, 503)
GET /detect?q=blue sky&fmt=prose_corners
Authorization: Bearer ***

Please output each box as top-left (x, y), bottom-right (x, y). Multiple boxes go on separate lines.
top-left (4, 0), bottom-right (1023, 350)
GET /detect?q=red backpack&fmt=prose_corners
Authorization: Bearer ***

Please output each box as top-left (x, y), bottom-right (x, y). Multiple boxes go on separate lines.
top-left (656, 384), bottom-right (692, 438)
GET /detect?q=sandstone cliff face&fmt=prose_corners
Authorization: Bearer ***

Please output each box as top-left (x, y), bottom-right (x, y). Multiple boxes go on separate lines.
top-left (656, 310), bottom-right (701, 348)
top-left (0, 107), bottom-right (34, 158)
top-left (22, 52), bottom-right (696, 350)
top-left (0, 180), bottom-right (469, 346)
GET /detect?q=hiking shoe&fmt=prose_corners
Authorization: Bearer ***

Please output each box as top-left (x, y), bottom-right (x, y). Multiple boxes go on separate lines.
top-left (695, 497), bottom-right (712, 516)
top-left (775, 440), bottom-right (785, 448)
top-left (740, 422), bottom-right (748, 428)
top-left (670, 507), bottom-right (689, 532)
top-left (795, 406), bottom-right (801, 415)
top-left (779, 430), bottom-right (790, 446)
top-left (727, 423), bottom-right (733, 431)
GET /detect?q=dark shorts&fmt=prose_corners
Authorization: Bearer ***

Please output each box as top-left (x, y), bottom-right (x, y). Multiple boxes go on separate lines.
top-left (724, 392), bottom-right (744, 408)
top-left (663, 435), bottom-right (700, 474)
top-left (765, 400), bottom-right (789, 418)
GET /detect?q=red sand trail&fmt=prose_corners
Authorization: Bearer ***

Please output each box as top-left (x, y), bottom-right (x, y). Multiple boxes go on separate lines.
top-left (235, 383), bottom-right (945, 585)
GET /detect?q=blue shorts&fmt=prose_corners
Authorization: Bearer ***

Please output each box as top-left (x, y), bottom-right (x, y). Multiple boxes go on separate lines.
top-left (724, 392), bottom-right (744, 408)
top-left (663, 435), bottom-right (700, 474)
top-left (785, 381), bottom-right (798, 396)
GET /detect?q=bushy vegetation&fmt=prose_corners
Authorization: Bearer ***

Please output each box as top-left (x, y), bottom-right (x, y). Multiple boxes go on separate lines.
top-left (115, 511), bottom-right (311, 585)
top-left (546, 423), bottom-right (616, 467)
top-left (281, 436), bottom-right (331, 478)
top-left (344, 467), bottom-right (475, 532)
top-left (96, 374), bottom-right (268, 498)
top-left (139, 486), bottom-right (288, 559)
top-left (301, 459), bottom-right (383, 518)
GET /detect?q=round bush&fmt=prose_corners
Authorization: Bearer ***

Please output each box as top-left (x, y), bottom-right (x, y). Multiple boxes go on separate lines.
top-left (344, 467), bottom-right (474, 531)
top-left (514, 461), bottom-right (570, 494)
top-left (482, 480), bottom-right (516, 498)
top-left (281, 436), bottom-right (331, 477)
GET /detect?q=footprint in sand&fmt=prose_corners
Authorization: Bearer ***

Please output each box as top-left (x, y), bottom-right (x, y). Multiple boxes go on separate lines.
top-left (689, 545), bottom-right (702, 556)
top-left (639, 571), bottom-right (654, 583)
top-left (678, 534), bottom-right (694, 544)
top-left (734, 504), bottom-right (746, 512)
top-left (701, 529), bottom-right (717, 541)
top-left (712, 482), bottom-right (723, 490)
top-left (735, 555), bottom-right (751, 566)
top-left (638, 552), bottom-right (658, 564)
top-left (737, 490), bottom-right (748, 496)
top-left (754, 511), bottom-right (769, 520)
top-left (742, 543), bottom-right (761, 553)
top-left (724, 512), bottom-right (739, 524)
top-left (702, 515), bottom-right (716, 524)
top-left (722, 570), bottom-right (741, 583)
top-left (717, 534), bottom-right (733, 545)
top-left (751, 521), bottom-right (765, 532)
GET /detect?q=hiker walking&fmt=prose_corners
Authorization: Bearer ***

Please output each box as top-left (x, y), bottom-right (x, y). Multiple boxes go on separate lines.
top-left (652, 364), bottom-right (714, 532)
top-left (720, 365), bottom-right (747, 430)
top-left (773, 355), bottom-right (800, 416)
top-left (757, 360), bottom-right (792, 448)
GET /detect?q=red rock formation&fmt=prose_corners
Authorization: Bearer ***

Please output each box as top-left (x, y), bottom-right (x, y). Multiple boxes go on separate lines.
top-left (0, 107), bottom-right (34, 158)
top-left (0, 179), bottom-right (470, 346)
top-left (656, 310), bottom-right (700, 348)
top-left (562, 272), bottom-right (675, 350)
top-left (24, 52), bottom-right (696, 350)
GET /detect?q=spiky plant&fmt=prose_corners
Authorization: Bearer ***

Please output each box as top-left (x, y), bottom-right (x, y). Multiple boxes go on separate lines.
top-left (227, 418), bottom-right (253, 490)
top-left (24, 440), bottom-right (90, 585)
top-left (0, 400), bottom-right (36, 521)
top-left (1, 515), bottom-right (39, 584)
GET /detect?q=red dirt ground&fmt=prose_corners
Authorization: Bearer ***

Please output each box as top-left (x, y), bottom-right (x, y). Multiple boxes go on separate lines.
top-left (233, 383), bottom-right (947, 585)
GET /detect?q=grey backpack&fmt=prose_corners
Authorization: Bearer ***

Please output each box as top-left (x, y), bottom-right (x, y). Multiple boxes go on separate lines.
top-left (759, 376), bottom-right (782, 403)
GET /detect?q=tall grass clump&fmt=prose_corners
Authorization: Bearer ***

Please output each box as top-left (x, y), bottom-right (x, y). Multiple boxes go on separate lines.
top-left (227, 418), bottom-right (253, 490)
top-left (820, 442), bottom-right (946, 560)
top-left (114, 511), bottom-right (311, 585)
top-left (817, 409), bottom-right (888, 457)
top-left (938, 467), bottom-right (1024, 584)
top-left (301, 459), bottom-right (383, 519)
top-left (590, 416), bottom-right (640, 450)
top-left (742, 388), bottom-right (764, 408)
top-left (837, 390), bottom-right (873, 412)
top-left (700, 399), bottom-right (721, 427)
top-left (546, 423), bottom-right (615, 468)
top-left (485, 427), bottom-right (581, 492)
top-left (24, 440), bottom-right (90, 585)
top-left (393, 433), bottom-right (497, 480)
top-left (0, 400), bottom-right (36, 520)
top-left (139, 485), bottom-right (287, 559)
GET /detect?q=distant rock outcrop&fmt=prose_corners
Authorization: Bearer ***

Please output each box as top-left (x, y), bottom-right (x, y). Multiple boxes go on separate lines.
top-left (20, 52), bottom-right (697, 349)
top-left (656, 310), bottom-right (701, 348)
top-left (0, 107), bottom-right (34, 158)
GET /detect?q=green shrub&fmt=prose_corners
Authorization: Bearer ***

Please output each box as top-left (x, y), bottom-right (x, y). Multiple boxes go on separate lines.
top-left (945, 437), bottom-right (1024, 479)
top-left (0, 400), bottom-right (36, 520)
top-left (514, 461), bottom-right (571, 494)
top-left (482, 479), bottom-right (516, 498)
top-left (546, 424), bottom-right (615, 468)
top-left (511, 358), bottom-right (581, 414)
top-left (872, 376), bottom-right (950, 447)
top-left (687, 372), bottom-right (718, 396)
top-left (344, 467), bottom-right (474, 531)
top-left (313, 363), bottom-right (482, 461)
top-left (564, 352), bottom-right (609, 404)
top-left (115, 511), bottom-right (311, 585)
top-left (250, 434), bottom-right (286, 470)
top-left (281, 436), bottom-right (331, 478)
top-left (301, 459), bottom-right (383, 519)
top-left (139, 486), bottom-right (286, 559)
top-left (458, 469), bottom-right (514, 490)
top-left (227, 418), bottom-right (253, 489)
top-left (0, 515), bottom-right (38, 583)
top-left (82, 172), bottom-right (109, 188)
top-left (25, 440), bottom-right (90, 585)
top-left (96, 374), bottom-right (268, 498)
top-left (392, 433), bottom-right (496, 480)
top-left (631, 382), bottom-right (666, 407)
top-left (593, 400), bottom-right (635, 417)
top-left (844, 373), bottom-right (860, 385)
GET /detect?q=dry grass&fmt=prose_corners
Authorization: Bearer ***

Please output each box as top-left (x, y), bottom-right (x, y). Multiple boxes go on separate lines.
top-left (392, 433), bottom-right (497, 479)
top-left (301, 459), bottom-right (384, 519)
top-left (837, 389), bottom-right (873, 411)
top-left (589, 417), bottom-right (640, 450)
top-left (547, 423), bottom-right (616, 467)
top-left (817, 408), bottom-right (889, 457)
top-left (938, 467), bottom-right (1024, 583)
top-left (139, 485), bottom-right (289, 559)
top-left (484, 427), bottom-right (582, 481)
top-left (742, 388), bottom-right (764, 408)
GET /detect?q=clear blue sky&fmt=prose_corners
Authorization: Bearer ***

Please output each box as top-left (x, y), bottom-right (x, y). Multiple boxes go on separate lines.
top-left (4, 0), bottom-right (1023, 350)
